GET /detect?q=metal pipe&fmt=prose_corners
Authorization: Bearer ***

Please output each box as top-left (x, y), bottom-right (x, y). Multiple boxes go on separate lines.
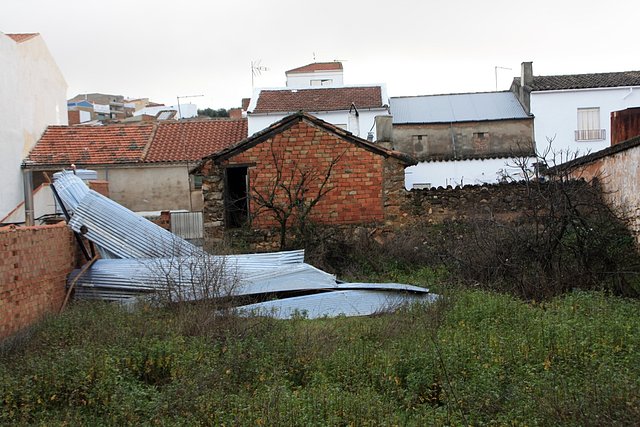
top-left (22, 169), bottom-right (34, 226)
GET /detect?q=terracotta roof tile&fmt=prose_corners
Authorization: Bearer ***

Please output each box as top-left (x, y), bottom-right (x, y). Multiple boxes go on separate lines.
top-left (252, 86), bottom-right (384, 113)
top-left (26, 119), bottom-right (248, 167)
top-left (25, 124), bottom-right (155, 167)
top-left (5, 33), bottom-right (39, 43)
top-left (286, 62), bottom-right (343, 74)
top-left (144, 119), bottom-right (247, 162)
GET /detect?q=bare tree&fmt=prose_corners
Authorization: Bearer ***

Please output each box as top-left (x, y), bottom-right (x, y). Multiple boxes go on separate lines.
top-left (251, 141), bottom-right (347, 250)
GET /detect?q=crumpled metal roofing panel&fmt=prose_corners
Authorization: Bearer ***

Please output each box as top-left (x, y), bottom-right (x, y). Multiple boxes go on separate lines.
top-left (55, 171), bottom-right (438, 318)
top-left (390, 91), bottom-right (529, 124)
top-left (235, 290), bottom-right (438, 319)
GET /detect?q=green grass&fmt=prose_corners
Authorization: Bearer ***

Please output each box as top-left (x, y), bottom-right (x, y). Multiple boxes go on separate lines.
top-left (2, 289), bottom-right (639, 425)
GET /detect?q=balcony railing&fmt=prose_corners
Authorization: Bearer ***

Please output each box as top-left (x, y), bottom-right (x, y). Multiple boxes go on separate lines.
top-left (575, 129), bottom-right (606, 141)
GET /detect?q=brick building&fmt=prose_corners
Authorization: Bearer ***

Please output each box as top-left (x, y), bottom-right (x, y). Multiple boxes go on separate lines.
top-left (196, 112), bottom-right (415, 243)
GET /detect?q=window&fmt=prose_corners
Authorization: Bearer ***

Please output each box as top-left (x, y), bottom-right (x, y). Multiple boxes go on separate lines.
top-left (310, 79), bottom-right (333, 86)
top-left (192, 174), bottom-right (203, 190)
top-left (473, 132), bottom-right (488, 139)
top-left (576, 108), bottom-right (606, 141)
top-left (412, 135), bottom-right (427, 144)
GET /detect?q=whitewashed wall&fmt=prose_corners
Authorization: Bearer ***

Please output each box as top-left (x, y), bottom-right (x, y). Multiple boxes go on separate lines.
top-left (531, 87), bottom-right (640, 158)
top-left (248, 109), bottom-right (387, 140)
top-left (404, 157), bottom-right (536, 189)
top-left (286, 70), bottom-right (344, 88)
top-left (0, 33), bottom-right (67, 220)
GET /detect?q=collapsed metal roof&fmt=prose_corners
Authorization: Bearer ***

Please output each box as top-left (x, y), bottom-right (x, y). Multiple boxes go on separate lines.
top-left (53, 171), bottom-right (436, 319)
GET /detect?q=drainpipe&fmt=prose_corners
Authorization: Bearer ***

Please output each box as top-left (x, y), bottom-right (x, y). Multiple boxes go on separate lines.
top-left (23, 169), bottom-right (34, 226)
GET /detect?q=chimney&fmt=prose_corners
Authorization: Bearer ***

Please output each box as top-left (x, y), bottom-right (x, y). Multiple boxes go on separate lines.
top-left (515, 61), bottom-right (533, 115)
top-left (375, 115), bottom-right (393, 149)
top-left (521, 61), bottom-right (533, 87)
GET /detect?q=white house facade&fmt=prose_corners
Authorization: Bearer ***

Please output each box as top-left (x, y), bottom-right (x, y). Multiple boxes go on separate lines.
top-left (0, 32), bottom-right (67, 222)
top-left (512, 62), bottom-right (640, 161)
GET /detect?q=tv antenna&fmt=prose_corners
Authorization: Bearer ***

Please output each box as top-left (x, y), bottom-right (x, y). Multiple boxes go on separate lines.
top-left (251, 60), bottom-right (269, 88)
top-left (494, 66), bottom-right (512, 91)
top-left (176, 94), bottom-right (203, 119)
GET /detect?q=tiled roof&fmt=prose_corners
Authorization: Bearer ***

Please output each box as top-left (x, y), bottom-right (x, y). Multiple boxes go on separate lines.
top-left (252, 86), bottom-right (385, 113)
top-left (286, 62), bottom-right (343, 74)
top-left (25, 124), bottom-right (155, 167)
top-left (5, 33), bottom-right (39, 43)
top-left (25, 119), bottom-right (248, 167)
top-left (144, 119), bottom-right (247, 162)
top-left (518, 71), bottom-right (640, 91)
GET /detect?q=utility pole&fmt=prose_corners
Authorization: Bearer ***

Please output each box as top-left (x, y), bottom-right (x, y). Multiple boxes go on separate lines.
top-left (176, 94), bottom-right (204, 119)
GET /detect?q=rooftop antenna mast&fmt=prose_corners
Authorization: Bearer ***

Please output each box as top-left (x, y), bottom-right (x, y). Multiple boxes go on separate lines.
top-left (495, 66), bottom-right (512, 91)
top-left (251, 60), bottom-right (269, 88)
top-left (176, 94), bottom-right (203, 119)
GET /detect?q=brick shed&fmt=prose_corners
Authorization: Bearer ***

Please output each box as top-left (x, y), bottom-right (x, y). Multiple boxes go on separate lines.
top-left (196, 112), bottom-right (415, 243)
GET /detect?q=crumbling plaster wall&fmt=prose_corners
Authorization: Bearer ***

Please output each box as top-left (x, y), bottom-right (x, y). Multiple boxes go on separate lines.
top-left (572, 146), bottom-right (640, 246)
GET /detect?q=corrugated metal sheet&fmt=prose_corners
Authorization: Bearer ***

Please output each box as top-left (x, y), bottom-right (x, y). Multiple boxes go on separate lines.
top-left (390, 91), bottom-right (529, 124)
top-left (235, 290), bottom-right (438, 319)
top-left (68, 258), bottom-right (430, 303)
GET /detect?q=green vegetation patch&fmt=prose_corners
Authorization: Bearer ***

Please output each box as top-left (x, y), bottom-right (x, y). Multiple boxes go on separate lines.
top-left (2, 291), bottom-right (639, 425)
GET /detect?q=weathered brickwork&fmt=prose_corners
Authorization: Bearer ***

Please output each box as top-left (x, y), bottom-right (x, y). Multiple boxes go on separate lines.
top-left (0, 222), bottom-right (77, 339)
top-left (201, 120), bottom-right (391, 244)
top-left (235, 121), bottom-right (384, 226)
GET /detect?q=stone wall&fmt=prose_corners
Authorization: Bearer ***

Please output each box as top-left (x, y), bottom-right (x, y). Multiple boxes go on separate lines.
top-left (403, 182), bottom-right (533, 225)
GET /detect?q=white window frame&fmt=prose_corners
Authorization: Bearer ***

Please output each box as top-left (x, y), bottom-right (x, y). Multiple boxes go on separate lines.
top-left (576, 107), bottom-right (606, 141)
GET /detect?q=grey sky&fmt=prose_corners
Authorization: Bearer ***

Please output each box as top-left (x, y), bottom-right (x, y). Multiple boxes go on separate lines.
top-left (2, 0), bottom-right (638, 109)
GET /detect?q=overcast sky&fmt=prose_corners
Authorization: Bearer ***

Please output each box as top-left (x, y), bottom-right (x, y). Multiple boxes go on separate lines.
top-left (2, 0), bottom-right (638, 110)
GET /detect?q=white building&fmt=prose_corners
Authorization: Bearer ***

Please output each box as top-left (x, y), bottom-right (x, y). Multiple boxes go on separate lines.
top-left (0, 32), bottom-right (67, 222)
top-left (247, 62), bottom-right (389, 139)
top-left (512, 62), bottom-right (640, 161)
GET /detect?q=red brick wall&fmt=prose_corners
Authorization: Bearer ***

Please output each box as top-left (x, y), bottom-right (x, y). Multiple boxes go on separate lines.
top-left (0, 222), bottom-right (77, 339)
top-left (225, 120), bottom-right (385, 227)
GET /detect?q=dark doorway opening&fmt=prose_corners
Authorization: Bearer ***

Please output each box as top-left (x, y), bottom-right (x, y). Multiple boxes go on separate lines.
top-left (225, 166), bottom-right (248, 228)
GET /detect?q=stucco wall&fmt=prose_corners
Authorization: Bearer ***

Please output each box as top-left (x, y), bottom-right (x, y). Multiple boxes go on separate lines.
top-left (571, 145), bottom-right (640, 246)
top-left (531, 87), bottom-right (640, 157)
top-left (392, 119), bottom-right (533, 161)
top-left (93, 165), bottom-right (195, 212)
top-left (0, 34), bottom-right (67, 219)
top-left (404, 157), bottom-right (536, 189)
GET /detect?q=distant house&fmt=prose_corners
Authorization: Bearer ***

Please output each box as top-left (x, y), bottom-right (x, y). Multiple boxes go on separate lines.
top-left (22, 119), bottom-right (247, 214)
top-left (381, 91), bottom-right (534, 189)
top-left (511, 62), bottom-right (640, 159)
top-left (196, 112), bottom-right (415, 243)
top-left (247, 62), bottom-right (389, 139)
top-left (285, 62), bottom-right (344, 88)
top-left (0, 32), bottom-right (68, 223)
top-left (67, 93), bottom-right (130, 122)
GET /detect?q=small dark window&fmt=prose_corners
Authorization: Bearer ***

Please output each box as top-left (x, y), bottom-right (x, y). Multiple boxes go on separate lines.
top-left (192, 174), bottom-right (203, 190)
top-left (474, 132), bottom-right (488, 139)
